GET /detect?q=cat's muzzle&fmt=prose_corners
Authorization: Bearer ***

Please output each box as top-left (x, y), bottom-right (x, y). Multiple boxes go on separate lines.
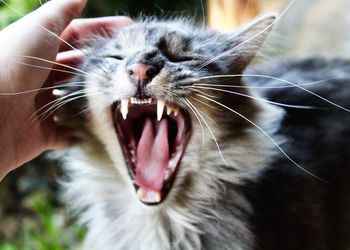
top-left (112, 98), bottom-right (192, 205)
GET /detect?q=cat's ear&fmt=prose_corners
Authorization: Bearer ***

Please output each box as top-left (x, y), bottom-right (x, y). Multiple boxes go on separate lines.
top-left (225, 14), bottom-right (276, 71)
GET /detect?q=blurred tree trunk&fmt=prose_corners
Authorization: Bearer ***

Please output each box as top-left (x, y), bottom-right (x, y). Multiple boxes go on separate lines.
top-left (208, 0), bottom-right (260, 31)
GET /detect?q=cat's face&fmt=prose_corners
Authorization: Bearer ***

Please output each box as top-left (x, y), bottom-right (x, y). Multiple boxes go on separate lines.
top-left (77, 16), bottom-right (275, 205)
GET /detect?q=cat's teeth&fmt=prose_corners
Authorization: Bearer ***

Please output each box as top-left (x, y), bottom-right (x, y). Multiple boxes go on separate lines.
top-left (137, 188), bottom-right (161, 203)
top-left (137, 188), bottom-right (145, 200)
top-left (157, 100), bottom-right (165, 121)
top-left (166, 106), bottom-right (179, 116)
top-left (166, 106), bottom-right (173, 115)
top-left (130, 97), bottom-right (152, 105)
top-left (120, 99), bottom-right (129, 120)
top-left (154, 192), bottom-right (161, 203)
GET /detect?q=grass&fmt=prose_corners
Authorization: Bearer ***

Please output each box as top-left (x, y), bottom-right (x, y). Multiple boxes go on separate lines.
top-left (0, 188), bottom-right (85, 250)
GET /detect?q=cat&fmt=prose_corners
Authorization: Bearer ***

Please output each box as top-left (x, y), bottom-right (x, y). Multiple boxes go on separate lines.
top-left (61, 14), bottom-right (350, 250)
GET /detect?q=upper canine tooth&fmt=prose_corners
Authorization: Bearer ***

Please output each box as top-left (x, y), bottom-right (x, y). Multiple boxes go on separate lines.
top-left (157, 100), bottom-right (165, 121)
top-left (174, 108), bottom-right (179, 116)
top-left (121, 99), bottom-right (129, 120)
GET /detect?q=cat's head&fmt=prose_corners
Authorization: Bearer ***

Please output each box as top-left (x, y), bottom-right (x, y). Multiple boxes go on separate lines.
top-left (75, 15), bottom-right (275, 205)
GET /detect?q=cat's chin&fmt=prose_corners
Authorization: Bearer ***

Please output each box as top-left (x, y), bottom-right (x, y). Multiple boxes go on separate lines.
top-left (111, 98), bottom-right (192, 205)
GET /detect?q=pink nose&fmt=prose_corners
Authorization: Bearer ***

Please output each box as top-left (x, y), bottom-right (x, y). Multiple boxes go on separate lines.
top-left (127, 63), bottom-right (158, 82)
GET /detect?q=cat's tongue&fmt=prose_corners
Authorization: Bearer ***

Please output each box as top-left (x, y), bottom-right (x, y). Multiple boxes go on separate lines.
top-left (135, 118), bottom-right (170, 193)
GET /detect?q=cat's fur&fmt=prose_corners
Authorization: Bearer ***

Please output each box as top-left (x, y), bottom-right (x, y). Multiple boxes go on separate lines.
top-left (62, 15), bottom-right (350, 250)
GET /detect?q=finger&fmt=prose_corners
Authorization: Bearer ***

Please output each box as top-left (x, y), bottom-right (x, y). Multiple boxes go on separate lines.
top-left (45, 50), bottom-right (85, 85)
top-left (0, 0), bottom-right (87, 88)
top-left (59, 16), bottom-right (132, 51)
top-left (29, 0), bottom-right (88, 36)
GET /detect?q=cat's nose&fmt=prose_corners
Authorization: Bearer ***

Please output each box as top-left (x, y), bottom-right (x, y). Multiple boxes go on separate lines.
top-left (127, 63), bottom-right (158, 83)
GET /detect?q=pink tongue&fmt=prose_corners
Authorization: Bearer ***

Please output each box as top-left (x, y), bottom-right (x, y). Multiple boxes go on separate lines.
top-left (135, 118), bottom-right (170, 191)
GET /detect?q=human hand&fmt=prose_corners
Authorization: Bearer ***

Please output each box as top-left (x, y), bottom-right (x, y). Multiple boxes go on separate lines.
top-left (0, 0), bottom-right (132, 179)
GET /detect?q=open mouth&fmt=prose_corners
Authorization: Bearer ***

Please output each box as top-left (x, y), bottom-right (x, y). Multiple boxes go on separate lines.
top-left (112, 97), bottom-right (192, 205)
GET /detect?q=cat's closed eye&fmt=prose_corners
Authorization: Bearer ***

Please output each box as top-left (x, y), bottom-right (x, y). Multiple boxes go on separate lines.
top-left (106, 55), bottom-right (124, 60)
top-left (166, 54), bottom-right (195, 63)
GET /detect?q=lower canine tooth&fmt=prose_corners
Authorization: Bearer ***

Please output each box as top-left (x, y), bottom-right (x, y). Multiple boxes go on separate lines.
top-left (154, 192), bottom-right (161, 203)
top-left (137, 189), bottom-right (145, 200)
top-left (121, 99), bottom-right (129, 119)
top-left (157, 100), bottom-right (165, 121)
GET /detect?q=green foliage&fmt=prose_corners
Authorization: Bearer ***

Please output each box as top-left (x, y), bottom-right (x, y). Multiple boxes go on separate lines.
top-left (0, 188), bottom-right (85, 250)
top-left (0, 0), bottom-right (40, 29)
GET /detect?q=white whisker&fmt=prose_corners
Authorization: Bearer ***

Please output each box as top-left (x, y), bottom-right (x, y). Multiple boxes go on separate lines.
top-left (33, 90), bottom-right (88, 122)
top-left (0, 82), bottom-right (86, 96)
top-left (188, 85), bottom-right (320, 110)
top-left (18, 55), bottom-right (90, 75)
top-left (185, 97), bottom-right (227, 164)
top-left (195, 93), bottom-right (328, 182)
top-left (178, 97), bottom-right (205, 147)
top-left (15, 60), bottom-right (86, 77)
top-left (190, 96), bottom-right (223, 111)
top-left (194, 78), bottom-right (333, 89)
top-left (38, 92), bottom-right (97, 122)
top-left (196, 74), bottom-right (350, 112)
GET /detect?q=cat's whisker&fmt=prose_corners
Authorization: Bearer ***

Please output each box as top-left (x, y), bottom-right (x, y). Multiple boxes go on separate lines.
top-left (178, 97), bottom-right (205, 147)
top-left (15, 60), bottom-right (87, 77)
top-left (188, 85), bottom-right (321, 110)
top-left (181, 86), bottom-right (216, 99)
top-left (194, 93), bottom-right (328, 183)
top-left (184, 97), bottom-right (227, 164)
top-left (188, 97), bottom-right (219, 125)
top-left (190, 96), bottom-right (223, 112)
top-left (195, 74), bottom-right (350, 113)
top-left (194, 0), bottom-right (296, 71)
top-left (14, 89), bottom-right (93, 147)
top-left (38, 92), bottom-right (98, 123)
top-left (192, 78), bottom-right (333, 89)
top-left (17, 55), bottom-right (90, 76)
top-left (32, 89), bottom-right (90, 124)
top-left (37, 89), bottom-right (100, 123)
top-left (0, 82), bottom-right (86, 96)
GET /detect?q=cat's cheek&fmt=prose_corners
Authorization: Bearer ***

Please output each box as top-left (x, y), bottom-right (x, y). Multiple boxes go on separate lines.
top-left (110, 66), bottom-right (138, 100)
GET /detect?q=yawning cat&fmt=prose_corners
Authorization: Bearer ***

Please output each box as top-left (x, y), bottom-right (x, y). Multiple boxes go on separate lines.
top-left (62, 14), bottom-right (350, 250)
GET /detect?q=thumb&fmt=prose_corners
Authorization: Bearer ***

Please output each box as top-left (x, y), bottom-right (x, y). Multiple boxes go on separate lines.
top-left (0, 0), bottom-right (87, 88)
top-left (26, 0), bottom-right (87, 36)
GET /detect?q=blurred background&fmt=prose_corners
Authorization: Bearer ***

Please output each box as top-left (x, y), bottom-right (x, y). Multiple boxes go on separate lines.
top-left (0, 0), bottom-right (349, 249)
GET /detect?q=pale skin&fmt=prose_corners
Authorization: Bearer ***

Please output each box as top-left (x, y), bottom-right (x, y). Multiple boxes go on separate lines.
top-left (0, 0), bottom-right (132, 180)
